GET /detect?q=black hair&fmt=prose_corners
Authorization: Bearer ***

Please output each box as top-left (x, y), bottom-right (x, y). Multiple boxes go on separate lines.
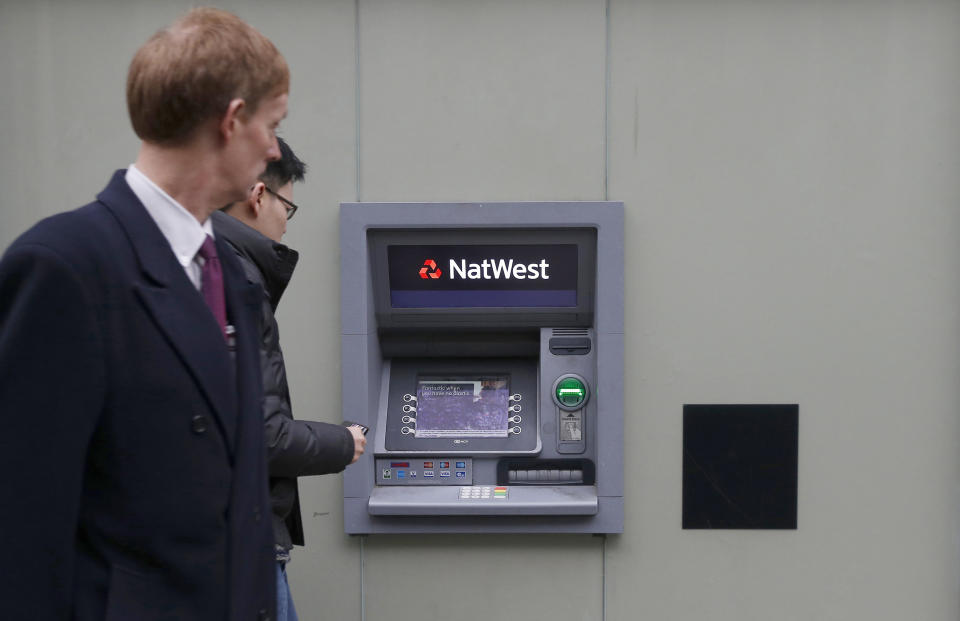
top-left (260, 136), bottom-right (306, 188)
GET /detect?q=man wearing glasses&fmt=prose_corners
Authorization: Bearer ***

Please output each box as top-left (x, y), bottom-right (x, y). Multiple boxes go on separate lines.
top-left (213, 137), bottom-right (366, 621)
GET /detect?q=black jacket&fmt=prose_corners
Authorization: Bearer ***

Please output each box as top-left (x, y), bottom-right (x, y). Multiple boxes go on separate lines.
top-left (212, 210), bottom-right (354, 551)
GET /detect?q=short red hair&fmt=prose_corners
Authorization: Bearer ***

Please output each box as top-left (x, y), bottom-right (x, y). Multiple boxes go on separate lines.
top-left (127, 7), bottom-right (289, 145)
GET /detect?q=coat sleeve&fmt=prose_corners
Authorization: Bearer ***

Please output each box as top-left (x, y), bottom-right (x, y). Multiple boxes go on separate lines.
top-left (260, 310), bottom-right (354, 478)
top-left (0, 242), bottom-right (105, 618)
top-left (264, 410), bottom-right (355, 478)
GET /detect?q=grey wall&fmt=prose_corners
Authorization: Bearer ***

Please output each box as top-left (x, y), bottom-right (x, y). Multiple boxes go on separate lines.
top-left (1, 1), bottom-right (958, 620)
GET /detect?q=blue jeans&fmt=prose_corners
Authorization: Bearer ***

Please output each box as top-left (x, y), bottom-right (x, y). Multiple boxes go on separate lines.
top-left (276, 561), bottom-right (299, 621)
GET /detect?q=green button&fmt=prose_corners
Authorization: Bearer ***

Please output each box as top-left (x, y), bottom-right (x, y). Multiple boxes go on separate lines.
top-left (556, 377), bottom-right (586, 408)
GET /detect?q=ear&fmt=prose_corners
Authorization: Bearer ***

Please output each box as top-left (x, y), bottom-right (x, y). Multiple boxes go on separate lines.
top-left (248, 182), bottom-right (267, 217)
top-left (219, 98), bottom-right (247, 141)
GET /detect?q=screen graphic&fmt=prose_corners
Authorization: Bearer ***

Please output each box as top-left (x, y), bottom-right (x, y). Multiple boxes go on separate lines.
top-left (388, 244), bottom-right (578, 308)
top-left (415, 376), bottom-right (510, 438)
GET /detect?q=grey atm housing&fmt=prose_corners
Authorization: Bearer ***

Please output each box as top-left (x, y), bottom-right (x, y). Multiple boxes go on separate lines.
top-left (341, 202), bottom-right (624, 534)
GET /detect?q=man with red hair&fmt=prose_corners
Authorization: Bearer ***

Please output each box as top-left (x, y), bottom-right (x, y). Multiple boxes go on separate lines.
top-left (0, 8), bottom-right (288, 620)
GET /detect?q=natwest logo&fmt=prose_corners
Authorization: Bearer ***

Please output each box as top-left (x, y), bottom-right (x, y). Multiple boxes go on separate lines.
top-left (418, 259), bottom-right (442, 279)
top-left (448, 258), bottom-right (550, 280)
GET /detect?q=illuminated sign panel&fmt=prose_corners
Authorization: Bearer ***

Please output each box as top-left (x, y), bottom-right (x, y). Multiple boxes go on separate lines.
top-left (388, 244), bottom-right (578, 308)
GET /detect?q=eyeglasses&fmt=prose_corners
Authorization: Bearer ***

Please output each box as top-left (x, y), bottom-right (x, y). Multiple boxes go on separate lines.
top-left (265, 186), bottom-right (299, 221)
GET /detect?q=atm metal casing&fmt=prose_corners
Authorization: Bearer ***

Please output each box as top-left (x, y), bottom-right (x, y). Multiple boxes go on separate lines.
top-left (341, 202), bottom-right (623, 534)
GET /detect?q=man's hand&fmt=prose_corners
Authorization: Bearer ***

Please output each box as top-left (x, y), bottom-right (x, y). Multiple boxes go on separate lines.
top-left (348, 425), bottom-right (367, 464)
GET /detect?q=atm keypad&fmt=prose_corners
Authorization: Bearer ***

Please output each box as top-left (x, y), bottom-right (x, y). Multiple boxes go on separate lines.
top-left (459, 486), bottom-right (509, 500)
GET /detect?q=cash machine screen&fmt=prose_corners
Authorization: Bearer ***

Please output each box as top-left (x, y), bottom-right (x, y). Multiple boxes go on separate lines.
top-left (415, 376), bottom-right (511, 438)
top-left (384, 358), bottom-right (538, 453)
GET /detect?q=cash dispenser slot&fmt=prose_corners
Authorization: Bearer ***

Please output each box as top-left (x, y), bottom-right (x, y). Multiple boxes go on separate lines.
top-left (497, 459), bottom-right (596, 486)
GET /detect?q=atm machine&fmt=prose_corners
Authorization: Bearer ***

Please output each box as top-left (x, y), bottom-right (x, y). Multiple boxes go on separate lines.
top-left (340, 202), bottom-right (623, 534)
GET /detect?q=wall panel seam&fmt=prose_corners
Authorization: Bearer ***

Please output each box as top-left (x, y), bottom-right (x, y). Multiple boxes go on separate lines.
top-left (355, 0), bottom-right (362, 203)
top-left (603, 0), bottom-right (611, 203)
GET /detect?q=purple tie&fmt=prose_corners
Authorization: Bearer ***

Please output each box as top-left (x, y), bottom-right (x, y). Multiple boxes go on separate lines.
top-left (197, 235), bottom-right (227, 339)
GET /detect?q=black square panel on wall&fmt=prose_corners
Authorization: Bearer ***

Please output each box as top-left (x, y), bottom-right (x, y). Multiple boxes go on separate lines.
top-left (682, 404), bottom-right (798, 529)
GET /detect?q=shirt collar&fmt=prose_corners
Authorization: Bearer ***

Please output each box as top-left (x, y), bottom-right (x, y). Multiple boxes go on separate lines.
top-left (125, 164), bottom-right (214, 268)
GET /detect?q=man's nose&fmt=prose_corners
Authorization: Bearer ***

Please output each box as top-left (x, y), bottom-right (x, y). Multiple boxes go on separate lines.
top-left (267, 136), bottom-right (281, 161)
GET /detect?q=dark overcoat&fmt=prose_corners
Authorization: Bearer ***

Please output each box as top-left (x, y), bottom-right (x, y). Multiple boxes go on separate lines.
top-left (0, 171), bottom-right (276, 621)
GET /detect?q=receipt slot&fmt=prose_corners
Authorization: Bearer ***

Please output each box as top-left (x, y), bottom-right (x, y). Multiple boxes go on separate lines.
top-left (340, 202), bottom-right (623, 534)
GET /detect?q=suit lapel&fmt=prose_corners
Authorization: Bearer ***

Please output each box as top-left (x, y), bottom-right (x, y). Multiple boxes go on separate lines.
top-left (98, 171), bottom-right (239, 454)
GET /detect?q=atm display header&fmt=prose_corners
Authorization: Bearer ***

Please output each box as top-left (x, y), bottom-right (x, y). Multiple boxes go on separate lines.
top-left (368, 228), bottom-right (597, 328)
top-left (388, 244), bottom-right (578, 308)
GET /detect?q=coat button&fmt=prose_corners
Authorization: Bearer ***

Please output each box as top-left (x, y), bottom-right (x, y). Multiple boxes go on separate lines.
top-left (253, 506), bottom-right (261, 522)
top-left (191, 415), bottom-right (208, 434)
top-left (258, 609), bottom-right (270, 621)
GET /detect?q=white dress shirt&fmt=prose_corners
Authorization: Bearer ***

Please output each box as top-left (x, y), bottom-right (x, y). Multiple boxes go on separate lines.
top-left (125, 164), bottom-right (214, 290)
